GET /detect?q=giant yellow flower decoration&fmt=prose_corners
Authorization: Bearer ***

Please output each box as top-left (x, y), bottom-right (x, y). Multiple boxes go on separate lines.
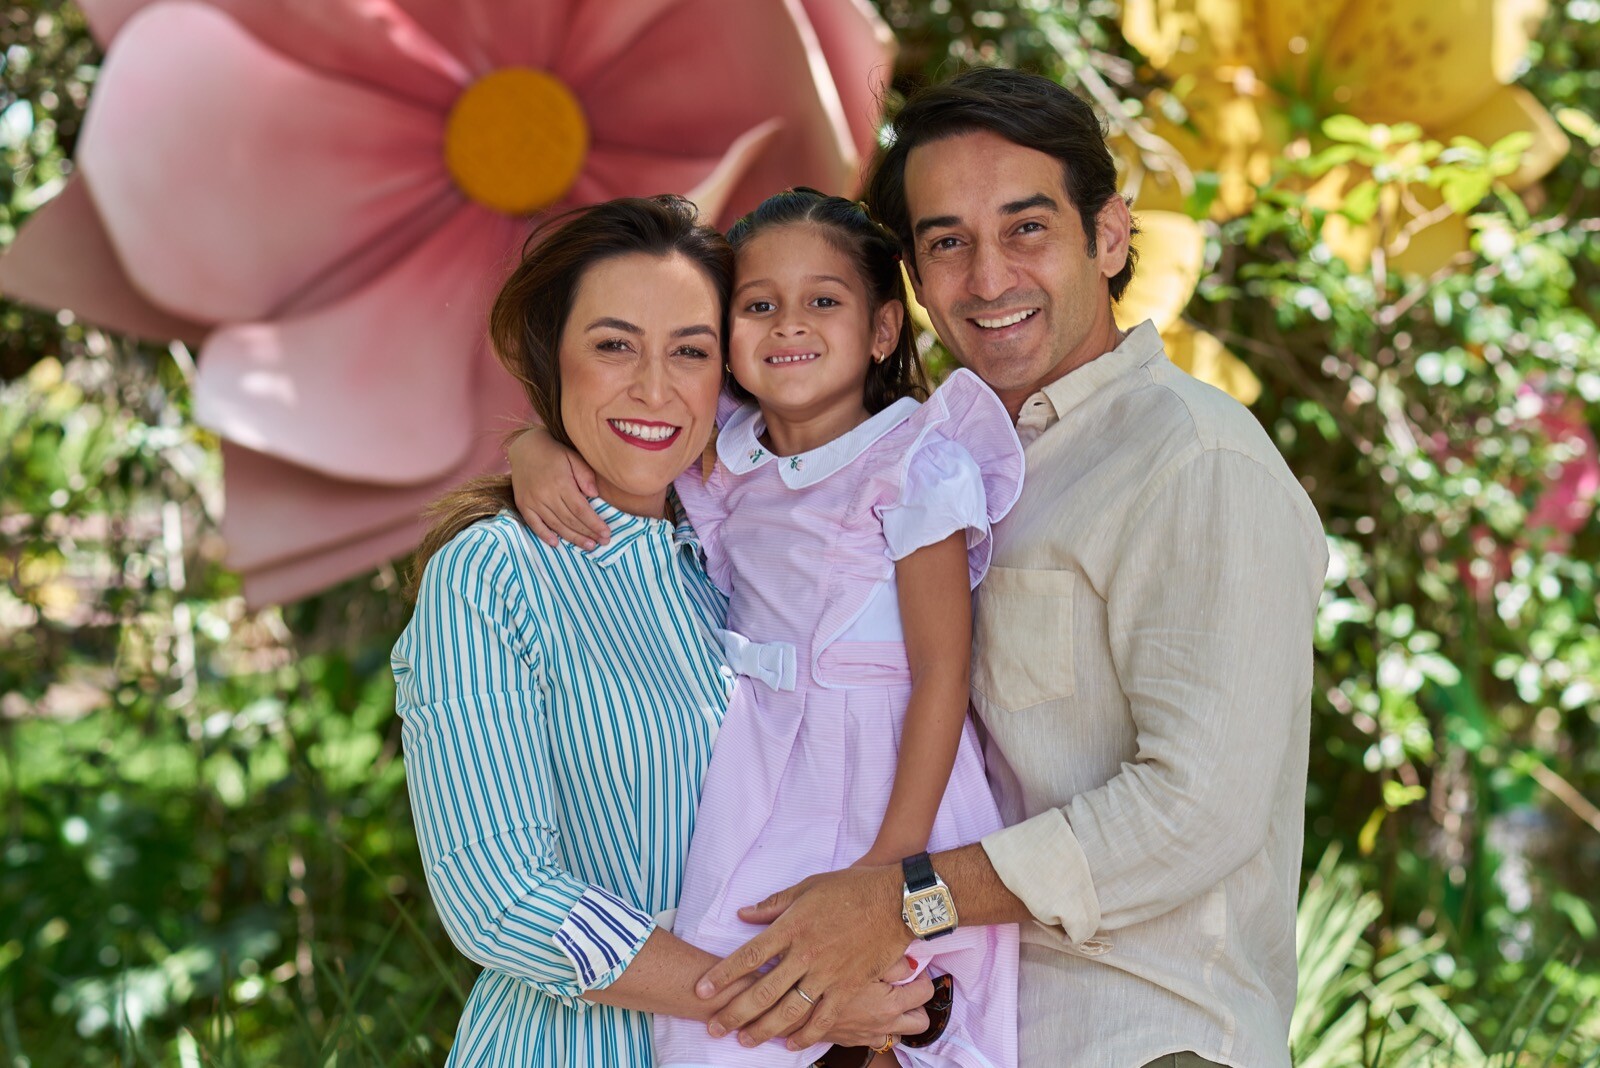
top-left (1117, 209), bottom-right (1260, 404)
top-left (1122, 0), bottom-right (1569, 273)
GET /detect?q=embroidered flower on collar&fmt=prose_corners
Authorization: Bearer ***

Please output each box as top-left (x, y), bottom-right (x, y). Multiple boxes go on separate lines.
top-left (789, 456), bottom-right (805, 471)
top-left (749, 448), bottom-right (765, 464)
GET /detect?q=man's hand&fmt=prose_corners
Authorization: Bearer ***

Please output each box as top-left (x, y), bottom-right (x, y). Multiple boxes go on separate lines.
top-left (696, 863), bottom-right (915, 1051)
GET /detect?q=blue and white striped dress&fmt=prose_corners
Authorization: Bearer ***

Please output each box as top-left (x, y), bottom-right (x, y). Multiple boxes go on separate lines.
top-left (393, 502), bottom-right (733, 1066)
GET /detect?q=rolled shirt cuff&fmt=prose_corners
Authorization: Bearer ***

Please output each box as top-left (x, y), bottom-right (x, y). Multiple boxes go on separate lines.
top-left (981, 807), bottom-right (1103, 948)
top-left (553, 885), bottom-right (656, 991)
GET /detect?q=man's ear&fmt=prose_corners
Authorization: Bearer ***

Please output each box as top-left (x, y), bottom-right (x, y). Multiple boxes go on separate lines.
top-left (1094, 196), bottom-right (1133, 282)
top-left (874, 299), bottom-right (906, 358)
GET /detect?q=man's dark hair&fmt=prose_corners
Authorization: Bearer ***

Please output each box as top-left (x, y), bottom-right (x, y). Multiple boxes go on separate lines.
top-left (864, 66), bottom-right (1138, 302)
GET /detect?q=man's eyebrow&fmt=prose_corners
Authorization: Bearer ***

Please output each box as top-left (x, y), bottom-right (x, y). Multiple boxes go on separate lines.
top-left (671, 324), bottom-right (718, 339)
top-left (913, 214), bottom-right (961, 239)
top-left (586, 316), bottom-right (641, 333)
top-left (1001, 193), bottom-right (1058, 215)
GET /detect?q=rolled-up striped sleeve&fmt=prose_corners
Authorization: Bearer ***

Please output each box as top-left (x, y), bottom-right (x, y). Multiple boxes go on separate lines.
top-left (393, 524), bottom-right (655, 1001)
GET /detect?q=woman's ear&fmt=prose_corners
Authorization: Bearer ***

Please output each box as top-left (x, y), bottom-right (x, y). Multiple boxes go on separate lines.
top-left (873, 299), bottom-right (906, 360)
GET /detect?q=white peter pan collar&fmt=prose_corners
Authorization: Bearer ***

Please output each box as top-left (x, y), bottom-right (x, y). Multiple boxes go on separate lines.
top-left (716, 396), bottom-right (920, 489)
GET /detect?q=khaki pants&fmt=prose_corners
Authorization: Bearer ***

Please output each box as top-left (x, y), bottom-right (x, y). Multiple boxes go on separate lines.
top-left (1140, 1055), bottom-right (1226, 1068)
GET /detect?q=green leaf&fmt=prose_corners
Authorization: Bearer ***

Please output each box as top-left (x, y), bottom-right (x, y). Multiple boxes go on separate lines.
top-left (1339, 179), bottom-right (1381, 223)
top-left (1436, 168), bottom-right (1493, 214)
top-left (1552, 892), bottom-right (1598, 940)
top-left (1322, 113), bottom-right (1373, 145)
top-left (1555, 105), bottom-right (1600, 146)
top-left (1382, 780), bottom-right (1428, 809)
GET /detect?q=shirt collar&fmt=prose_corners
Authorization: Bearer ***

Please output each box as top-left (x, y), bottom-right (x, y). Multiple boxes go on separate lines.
top-left (584, 491), bottom-right (700, 567)
top-left (715, 396), bottom-right (921, 489)
top-left (1015, 319), bottom-right (1166, 442)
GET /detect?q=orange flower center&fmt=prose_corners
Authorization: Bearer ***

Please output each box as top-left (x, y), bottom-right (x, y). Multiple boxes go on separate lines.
top-left (444, 69), bottom-right (588, 216)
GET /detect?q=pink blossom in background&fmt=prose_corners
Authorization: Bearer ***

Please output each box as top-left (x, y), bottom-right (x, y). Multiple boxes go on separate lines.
top-left (0, 0), bottom-right (894, 603)
top-left (1462, 389), bottom-right (1599, 599)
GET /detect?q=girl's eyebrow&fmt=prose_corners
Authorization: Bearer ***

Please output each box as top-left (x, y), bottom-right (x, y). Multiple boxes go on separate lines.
top-left (734, 274), bottom-right (852, 297)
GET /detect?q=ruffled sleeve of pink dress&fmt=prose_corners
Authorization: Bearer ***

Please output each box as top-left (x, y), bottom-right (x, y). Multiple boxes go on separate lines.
top-left (876, 366), bottom-right (1024, 586)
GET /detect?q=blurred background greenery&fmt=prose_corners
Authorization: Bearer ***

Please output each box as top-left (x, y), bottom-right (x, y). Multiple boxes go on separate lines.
top-left (3, 0), bottom-right (1599, 1064)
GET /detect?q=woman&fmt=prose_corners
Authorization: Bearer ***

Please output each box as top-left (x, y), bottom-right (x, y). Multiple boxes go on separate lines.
top-left (393, 195), bottom-right (931, 1067)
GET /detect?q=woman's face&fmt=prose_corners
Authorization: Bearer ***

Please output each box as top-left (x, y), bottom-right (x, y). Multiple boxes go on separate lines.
top-left (558, 251), bottom-right (724, 519)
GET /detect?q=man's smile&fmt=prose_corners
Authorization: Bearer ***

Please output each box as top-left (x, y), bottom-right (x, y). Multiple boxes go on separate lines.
top-left (971, 308), bottom-right (1039, 331)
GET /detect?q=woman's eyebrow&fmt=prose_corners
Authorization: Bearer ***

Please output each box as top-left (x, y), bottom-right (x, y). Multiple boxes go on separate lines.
top-left (672, 324), bottom-right (718, 339)
top-left (586, 316), bottom-right (641, 333)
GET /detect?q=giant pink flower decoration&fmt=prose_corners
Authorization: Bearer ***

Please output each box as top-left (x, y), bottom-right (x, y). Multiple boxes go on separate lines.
top-left (0, 0), bottom-right (893, 603)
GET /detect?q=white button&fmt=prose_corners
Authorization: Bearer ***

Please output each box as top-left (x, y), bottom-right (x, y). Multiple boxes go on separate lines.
top-left (718, 666), bottom-right (735, 679)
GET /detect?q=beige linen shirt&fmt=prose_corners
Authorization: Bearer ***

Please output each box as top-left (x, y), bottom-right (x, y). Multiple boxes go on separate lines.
top-left (975, 321), bottom-right (1328, 1068)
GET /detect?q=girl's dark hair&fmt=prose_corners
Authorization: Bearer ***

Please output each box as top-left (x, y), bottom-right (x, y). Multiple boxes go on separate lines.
top-left (865, 66), bottom-right (1139, 302)
top-left (726, 187), bottom-right (928, 414)
top-left (407, 195), bottom-right (733, 599)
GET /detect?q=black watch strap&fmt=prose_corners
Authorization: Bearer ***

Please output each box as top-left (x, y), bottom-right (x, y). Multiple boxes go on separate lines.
top-left (902, 851), bottom-right (936, 891)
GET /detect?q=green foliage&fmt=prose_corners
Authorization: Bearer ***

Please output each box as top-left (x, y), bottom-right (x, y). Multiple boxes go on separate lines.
top-left (2, 0), bottom-right (1599, 1064)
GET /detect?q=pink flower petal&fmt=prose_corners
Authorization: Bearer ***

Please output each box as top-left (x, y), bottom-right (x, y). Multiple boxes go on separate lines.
top-left (76, 0), bottom-right (157, 45)
top-left (797, 0), bottom-right (896, 183)
top-left (220, 361), bottom-right (516, 604)
top-left (239, 519), bottom-right (428, 608)
top-left (195, 207), bottom-right (521, 485)
top-left (0, 176), bottom-right (210, 344)
top-left (573, 119), bottom-right (783, 224)
top-left (393, 0), bottom-right (581, 75)
top-left (688, 120), bottom-right (788, 225)
top-left (569, 0), bottom-right (857, 217)
top-left (80, 2), bottom-right (454, 324)
top-left (83, 0), bottom-right (467, 107)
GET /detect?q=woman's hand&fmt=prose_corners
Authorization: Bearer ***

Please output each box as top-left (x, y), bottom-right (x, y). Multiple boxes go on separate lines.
top-left (700, 864), bottom-right (917, 1050)
top-left (813, 959), bottom-right (932, 1049)
top-left (506, 426), bottom-right (612, 549)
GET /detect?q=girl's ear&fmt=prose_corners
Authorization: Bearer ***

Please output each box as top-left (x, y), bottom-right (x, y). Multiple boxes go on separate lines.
top-left (873, 299), bottom-right (905, 361)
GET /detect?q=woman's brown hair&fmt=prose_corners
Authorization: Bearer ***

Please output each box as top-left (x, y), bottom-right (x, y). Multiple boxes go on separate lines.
top-left (406, 195), bottom-right (734, 599)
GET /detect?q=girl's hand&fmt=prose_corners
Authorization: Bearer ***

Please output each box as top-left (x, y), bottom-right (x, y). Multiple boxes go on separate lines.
top-left (506, 426), bottom-right (612, 549)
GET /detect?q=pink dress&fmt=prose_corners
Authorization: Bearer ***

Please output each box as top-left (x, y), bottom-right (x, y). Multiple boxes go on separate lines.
top-left (655, 370), bottom-right (1022, 1068)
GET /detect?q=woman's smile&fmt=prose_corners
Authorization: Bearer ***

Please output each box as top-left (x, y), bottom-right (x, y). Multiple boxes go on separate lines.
top-left (607, 418), bottom-right (683, 450)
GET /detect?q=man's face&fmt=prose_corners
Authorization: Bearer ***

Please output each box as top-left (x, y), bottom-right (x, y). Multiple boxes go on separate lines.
top-left (902, 129), bottom-right (1128, 415)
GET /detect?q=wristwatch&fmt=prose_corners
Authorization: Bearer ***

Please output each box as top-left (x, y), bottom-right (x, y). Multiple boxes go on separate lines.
top-left (900, 852), bottom-right (958, 939)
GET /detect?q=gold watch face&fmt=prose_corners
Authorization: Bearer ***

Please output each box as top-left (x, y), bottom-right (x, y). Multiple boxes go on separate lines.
top-left (903, 885), bottom-right (958, 936)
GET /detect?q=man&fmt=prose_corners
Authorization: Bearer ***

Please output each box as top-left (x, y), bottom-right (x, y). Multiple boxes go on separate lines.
top-left (695, 67), bottom-right (1329, 1068)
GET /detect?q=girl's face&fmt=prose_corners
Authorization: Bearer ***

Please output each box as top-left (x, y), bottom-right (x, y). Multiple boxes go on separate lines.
top-left (728, 223), bottom-right (900, 429)
top-left (557, 251), bottom-right (724, 519)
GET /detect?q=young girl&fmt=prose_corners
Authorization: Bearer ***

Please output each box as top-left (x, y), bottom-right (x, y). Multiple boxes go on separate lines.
top-left (510, 189), bottom-right (1019, 1068)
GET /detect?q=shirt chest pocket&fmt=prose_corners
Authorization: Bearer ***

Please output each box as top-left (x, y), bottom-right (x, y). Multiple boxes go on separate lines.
top-left (972, 566), bottom-right (1076, 711)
